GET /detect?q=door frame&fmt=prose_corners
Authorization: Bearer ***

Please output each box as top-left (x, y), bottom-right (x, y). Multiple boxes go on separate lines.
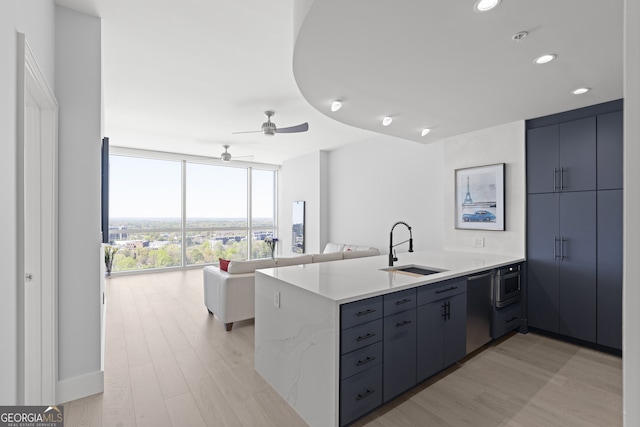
top-left (16, 32), bottom-right (59, 405)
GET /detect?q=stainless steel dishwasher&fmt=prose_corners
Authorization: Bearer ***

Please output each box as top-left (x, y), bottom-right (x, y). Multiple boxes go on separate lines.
top-left (466, 271), bottom-right (494, 354)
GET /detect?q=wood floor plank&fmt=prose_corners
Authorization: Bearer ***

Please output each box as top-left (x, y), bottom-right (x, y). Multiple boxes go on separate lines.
top-left (164, 392), bottom-right (207, 427)
top-left (173, 348), bottom-right (243, 427)
top-left (129, 362), bottom-right (171, 427)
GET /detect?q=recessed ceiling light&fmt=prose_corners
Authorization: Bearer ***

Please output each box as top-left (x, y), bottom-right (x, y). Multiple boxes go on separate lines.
top-left (572, 87), bottom-right (591, 95)
top-left (421, 128), bottom-right (431, 136)
top-left (475, 0), bottom-right (501, 12)
top-left (534, 54), bottom-right (556, 64)
top-left (331, 100), bottom-right (342, 112)
top-left (382, 116), bottom-right (393, 126)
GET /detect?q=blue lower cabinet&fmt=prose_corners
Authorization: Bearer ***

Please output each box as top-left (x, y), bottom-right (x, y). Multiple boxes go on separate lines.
top-left (417, 293), bottom-right (467, 383)
top-left (339, 364), bottom-right (382, 426)
top-left (492, 302), bottom-right (522, 339)
top-left (383, 308), bottom-right (417, 402)
top-left (339, 282), bottom-right (467, 424)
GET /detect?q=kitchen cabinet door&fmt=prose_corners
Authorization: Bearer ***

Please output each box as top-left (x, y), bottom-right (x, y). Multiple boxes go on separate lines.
top-left (597, 111), bottom-right (624, 190)
top-left (558, 191), bottom-right (597, 343)
top-left (383, 308), bottom-right (416, 402)
top-left (527, 124), bottom-right (559, 194)
top-left (527, 193), bottom-right (560, 333)
top-left (416, 301), bottom-right (444, 383)
top-left (558, 117), bottom-right (597, 192)
top-left (597, 189), bottom-right (623, 349)
top-left (442, 293), bottom-right (467, 368)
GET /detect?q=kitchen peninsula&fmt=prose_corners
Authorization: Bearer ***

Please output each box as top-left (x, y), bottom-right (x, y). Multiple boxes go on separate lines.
top-left (254, 250), bottom-right (524, 427)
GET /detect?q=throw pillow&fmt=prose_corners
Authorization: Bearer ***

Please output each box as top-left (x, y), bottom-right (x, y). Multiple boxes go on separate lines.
top-left (219, 258), bottom-right (230, 271)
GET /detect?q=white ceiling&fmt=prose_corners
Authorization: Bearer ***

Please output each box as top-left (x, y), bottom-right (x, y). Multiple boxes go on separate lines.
top-left (55, 0), bottom-right (623, 165)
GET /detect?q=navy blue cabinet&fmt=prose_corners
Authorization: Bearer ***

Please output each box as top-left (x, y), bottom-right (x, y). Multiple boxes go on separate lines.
top-left (416, 279), bottom-right (467, 383)
top-left (526, 100), bottom-right (622, 349)
top-left (527, 193), bottom-right (560, 333)
top-left (527, 117), bottom-right (596, 194)
top-left (340, 296), bottom-right (383, 426)
top-left (382, 309), bottom-right (416, 402)
top-left (558, 191), bottom-right (597, 342)
top-left (597, 190), bottom-right (623, 350)
top-left (597, 111), bottom-right (623, 190)
top-left (382, 289), bottom-right (417, 402)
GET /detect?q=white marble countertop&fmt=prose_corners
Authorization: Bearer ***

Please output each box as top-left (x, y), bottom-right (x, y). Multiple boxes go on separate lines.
top-left (256, 250), bottom-right (525, 304)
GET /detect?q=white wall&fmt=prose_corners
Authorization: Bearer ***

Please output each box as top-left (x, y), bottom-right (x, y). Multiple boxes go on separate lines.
top-left (279, 150), bottom-right (328, 255)
top-left (326, 138), bottom-right (445, 255)
top-left (55, 5), bottom-right (103, 402)
top-left (0, 0), bottom-right (56, 405)
top-left (624, 0), bottom-right (639, 424)
top-left (442, 121), bottom-right (526, 257)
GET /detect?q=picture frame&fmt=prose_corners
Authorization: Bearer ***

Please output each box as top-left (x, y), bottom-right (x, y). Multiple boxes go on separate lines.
top-left (455, 163), bottom-right (505, 231)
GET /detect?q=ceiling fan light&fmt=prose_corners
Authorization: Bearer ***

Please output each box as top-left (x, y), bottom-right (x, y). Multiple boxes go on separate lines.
top-left (534, 54), bottom-right (556, 64)
top-left (382, 116), bottom-right (393, 126)
top-left (572, 87), bottom-right (590, 95)
top-left (331, 100), bottom-right (342, 112)
top-left (421, 128), bottom-right (431, 136)
top-left (475, 0), bottom-right (501, 12)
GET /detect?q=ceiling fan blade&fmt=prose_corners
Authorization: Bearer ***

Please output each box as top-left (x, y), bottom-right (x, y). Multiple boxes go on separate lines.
top-left (231, 130), bottom-right (262, 134)
top-left (275, 122), bottom-right (309, 134)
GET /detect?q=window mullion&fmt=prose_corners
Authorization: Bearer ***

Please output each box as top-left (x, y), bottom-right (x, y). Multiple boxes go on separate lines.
top-left (248, 167), bottom-right (252, 259)
top-left (181, 160), bottom-right (187, 267)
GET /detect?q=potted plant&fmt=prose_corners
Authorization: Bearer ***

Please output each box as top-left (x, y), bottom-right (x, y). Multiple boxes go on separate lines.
top-left (104, 245), bottom-right (119, 277)
top-left (265, 237), bottom-right (278, 258)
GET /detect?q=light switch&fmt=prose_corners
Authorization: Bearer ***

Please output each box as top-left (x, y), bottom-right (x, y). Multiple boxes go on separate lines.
top-left (274, 291), bottom-right (280, 308)
top-left (473, 237), bottom-right (484, 248)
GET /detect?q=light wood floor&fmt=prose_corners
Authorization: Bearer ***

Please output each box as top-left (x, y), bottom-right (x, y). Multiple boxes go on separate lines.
top-left (63, 269), bottom-right (622, 427)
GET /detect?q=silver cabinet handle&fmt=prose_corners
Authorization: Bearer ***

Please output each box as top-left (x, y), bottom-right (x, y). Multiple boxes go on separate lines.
top-left (554, 168), bottom-right (559, 192)
top-left (561, 237), bottom-right (567, 260)
top-left (560, 167), bottom-right (565, 191)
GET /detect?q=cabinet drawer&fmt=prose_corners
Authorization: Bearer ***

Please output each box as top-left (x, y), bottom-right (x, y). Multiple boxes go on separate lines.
top-left (341, 341), bottom-right (383, 379)
top-left (384, 288), bottom-right (417, 316)
top-left (341, 296), bottom-right (383, 330)
top-left (417, 278), bottom-right (466, 306)
top-left (492, 302), bottom-right (522, 339)
top-left (341, 318), bottom-right (383, 354)
top-left (340, 364), bottom-right (382, 427)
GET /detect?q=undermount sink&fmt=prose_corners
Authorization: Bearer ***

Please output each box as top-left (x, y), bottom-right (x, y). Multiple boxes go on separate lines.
top-left (381, 265), bottom-right (446, 276)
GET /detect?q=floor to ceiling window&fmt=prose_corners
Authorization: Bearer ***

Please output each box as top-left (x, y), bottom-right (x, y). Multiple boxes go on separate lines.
top-left (108, 149), bottom-right (278, 273)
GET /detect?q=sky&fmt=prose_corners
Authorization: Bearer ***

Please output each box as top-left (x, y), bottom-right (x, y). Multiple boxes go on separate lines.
top-left (109, 155), bottom-right (275, 219)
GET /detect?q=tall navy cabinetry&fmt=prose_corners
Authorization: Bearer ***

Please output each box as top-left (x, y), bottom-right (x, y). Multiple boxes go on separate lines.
top-left (526, 99), bottom-right (623, 350)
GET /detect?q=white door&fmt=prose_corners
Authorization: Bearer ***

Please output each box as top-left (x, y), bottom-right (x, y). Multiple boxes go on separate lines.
top-left (18, 33), bottom-right (58, 405)
top-left (24, 98), bottom-right (43, 405)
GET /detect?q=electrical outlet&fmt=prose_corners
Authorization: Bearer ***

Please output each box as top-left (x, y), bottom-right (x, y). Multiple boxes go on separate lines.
top-left (273, 291), bottom-right (280, 308)
top-left (473, 237), bottom-right (484, 248)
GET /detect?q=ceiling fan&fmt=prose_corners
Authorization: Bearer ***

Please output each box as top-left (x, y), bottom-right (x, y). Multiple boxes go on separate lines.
top-left (233, 111), bottom-right (309, 136)
top-left (216, 145), bottom-right (253, 162)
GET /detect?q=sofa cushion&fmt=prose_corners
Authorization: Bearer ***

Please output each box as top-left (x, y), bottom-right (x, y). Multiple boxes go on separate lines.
top-left (219, 258), bottom-right (231, 271)
top-left (343, 249), bottom-right (380, 259)
top-left (344, 244), bottom-right (378, 252)
top-left (276, 254), bottom-right (313, 267)
top-left (323, 243), bottom-right (345, 253)
top-left (227, 258), bottom-right (277, 274)
top-left (312, 252), bottom-right (344, 263)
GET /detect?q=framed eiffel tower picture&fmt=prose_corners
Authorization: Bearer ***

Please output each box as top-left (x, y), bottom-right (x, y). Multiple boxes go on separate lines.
top-left (455, 163), bottom-right (505, 230)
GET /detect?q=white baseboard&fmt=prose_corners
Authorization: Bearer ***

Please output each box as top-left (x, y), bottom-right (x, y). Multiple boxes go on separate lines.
top-left (57, 370), bottom-right (104, 404)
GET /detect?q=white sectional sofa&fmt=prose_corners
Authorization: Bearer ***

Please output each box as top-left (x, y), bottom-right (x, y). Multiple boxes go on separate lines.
top-left (203, 243), bottom-right (379, 331)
